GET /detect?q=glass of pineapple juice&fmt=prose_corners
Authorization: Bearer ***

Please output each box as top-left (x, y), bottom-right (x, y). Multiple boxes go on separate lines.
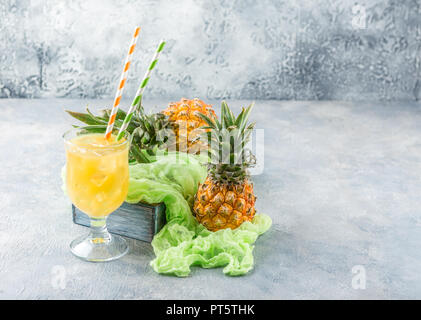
top-left (63, 127), bottom-right (130, 262)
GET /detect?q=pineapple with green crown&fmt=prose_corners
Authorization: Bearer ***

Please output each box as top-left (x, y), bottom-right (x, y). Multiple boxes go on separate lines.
top-left (193, 101), bottom-right (257, 231)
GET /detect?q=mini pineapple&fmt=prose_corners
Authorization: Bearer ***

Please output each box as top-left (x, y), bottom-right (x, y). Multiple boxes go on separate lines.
top-left (162, 98), bottom-right (217, 154)
top-left (193, 101), bottom-right (257, 231)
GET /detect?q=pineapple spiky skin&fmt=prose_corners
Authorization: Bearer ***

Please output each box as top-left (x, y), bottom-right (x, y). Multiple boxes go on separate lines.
top-left (193, 177), bottom-right (256, 231)
top-left (162, 98), bottom-right (217, 154)
top-left (193, 101), bottom-right (257, 232)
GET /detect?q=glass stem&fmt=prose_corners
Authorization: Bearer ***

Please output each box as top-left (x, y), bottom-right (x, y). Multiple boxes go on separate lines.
top-left (89, 217), bottom-right (111, 244)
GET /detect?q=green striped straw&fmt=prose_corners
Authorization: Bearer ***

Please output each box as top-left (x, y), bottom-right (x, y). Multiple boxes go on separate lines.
top-left (117, 39), bottom-right (166, 140)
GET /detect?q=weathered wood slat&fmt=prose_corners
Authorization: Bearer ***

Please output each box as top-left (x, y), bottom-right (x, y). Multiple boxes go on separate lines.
top-left (72, 202), bottom-right (166, 243)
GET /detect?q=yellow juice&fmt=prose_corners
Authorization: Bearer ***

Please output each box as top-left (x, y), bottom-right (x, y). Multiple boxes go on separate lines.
top-left (65, 133), bottom-right (129, 217)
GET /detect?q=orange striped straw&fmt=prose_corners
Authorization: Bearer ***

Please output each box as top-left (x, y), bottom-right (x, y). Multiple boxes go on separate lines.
top-left (105, 26), bottom-right (141, 139)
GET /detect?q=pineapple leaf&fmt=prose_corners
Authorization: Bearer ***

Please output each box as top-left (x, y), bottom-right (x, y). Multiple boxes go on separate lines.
top-left (221, 101), bottom-right (231, 128)
top-left (65, 110), bottom-right (106, 125)
top-left (77, 125), bottom-right (108, 134)
top-left (246, 122), bottom-right (256, 130)
top-left (234, 107), bottom-right (246, 128)
top-left (197, 112), bottom-right (218, 129)
top-left (221, 101), bottom-right (235, 126)
top-left (98, 109), bottom-right (111, 120)
top-left (116, 108), bottom-right (128, 120)
top-left (205, 101), bottom-right (257, 184)
top-left (86, 108), bottom-right (97, 119)
top-left (130, 144), bottom-right (153, 163)
top-left (239, 102), bottom-right (254, 132)
top-left (214, 117), bottom-right (222, 131)
top-left (220, 102), bottom-right (227, 128)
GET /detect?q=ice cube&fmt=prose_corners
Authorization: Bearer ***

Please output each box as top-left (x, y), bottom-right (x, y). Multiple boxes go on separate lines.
top-left (98, 158), bottom-right (117, 172)
top-left (95, 191), bottom-right (107, 203)
top-left (90, 173), bottom-right (108, 187)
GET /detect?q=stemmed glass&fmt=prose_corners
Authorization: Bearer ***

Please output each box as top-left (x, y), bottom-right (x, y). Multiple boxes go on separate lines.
top-left (63, 126), bottom-right (130, 262)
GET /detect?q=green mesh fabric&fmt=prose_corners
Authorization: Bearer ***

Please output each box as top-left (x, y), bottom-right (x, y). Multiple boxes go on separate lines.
top-left (126, 152), bottom-right (272, 277)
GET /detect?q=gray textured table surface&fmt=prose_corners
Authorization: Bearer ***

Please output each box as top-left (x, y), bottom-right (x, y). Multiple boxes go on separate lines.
top-left (1, 99), bottom-right (420, 299)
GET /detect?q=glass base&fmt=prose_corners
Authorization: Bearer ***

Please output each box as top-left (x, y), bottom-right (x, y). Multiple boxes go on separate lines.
top-left (70, 233), bottom-right (128, 262)
top-left (70, 217), bottom-right (128, 262)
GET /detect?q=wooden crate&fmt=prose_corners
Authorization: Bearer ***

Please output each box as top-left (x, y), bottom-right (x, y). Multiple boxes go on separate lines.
top-left (72, 202), bottom-right (166, 243)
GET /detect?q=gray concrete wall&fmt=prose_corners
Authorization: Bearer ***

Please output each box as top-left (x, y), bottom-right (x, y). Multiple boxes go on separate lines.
top-left (0, 0), bottom-right (420, 101)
